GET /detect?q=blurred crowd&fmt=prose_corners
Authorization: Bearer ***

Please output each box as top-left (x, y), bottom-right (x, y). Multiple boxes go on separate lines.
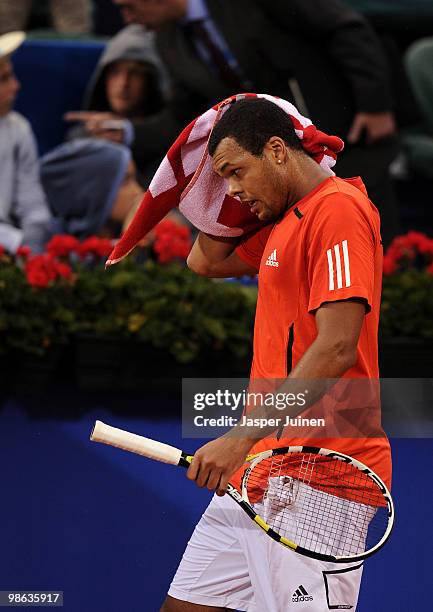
top-left (1, 0), bottom-right (432, 256)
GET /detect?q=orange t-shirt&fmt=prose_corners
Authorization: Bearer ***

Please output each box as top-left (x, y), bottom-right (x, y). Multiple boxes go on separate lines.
top-left (234, 176), bottom-right (391, 490)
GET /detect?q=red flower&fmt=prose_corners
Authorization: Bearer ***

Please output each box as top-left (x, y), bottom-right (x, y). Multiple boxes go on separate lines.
top-left (404, 231), bottom-right (433, 254)
top-left (418, 236), bottom-right (433, 256)
top-left (25, 255), bottom-right (56, 287)
top-left (25, 254), bottom-right (72, 287)
top-left (16, 246), bottom-right (32, 259)
top-left (54, 260), bottom-right (73, 280)
top-left (154, 219), bottom-right (179, 236)
top-left (153, 220), bottom-right (192, 263)
top-left (46, 235), bottom-right (80, 258)
top-left (385, 232), bottom-right (433, 261)
top-left (77, 236), bottom-right (114, 258)
top-left (0, 245), bottom-right (5, 257)
top-left (387, 236), bottom-right (415, 262)
top-left (176, 226), bottom-right (191, 239)
top-left (383, 231), bottom-right (433, 274)
top-left (383, 254), bottom-right (397, 276)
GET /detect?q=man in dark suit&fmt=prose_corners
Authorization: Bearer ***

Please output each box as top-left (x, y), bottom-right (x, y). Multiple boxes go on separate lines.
top-left (106, 0), bottom-right (399, 244)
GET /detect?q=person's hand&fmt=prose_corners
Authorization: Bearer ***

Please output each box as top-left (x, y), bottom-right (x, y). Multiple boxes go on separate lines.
top-left (187, 435), bottom-right (254, 496)
top-left (347, 111), bottom-right (396, 145)
top-left (64, 111), bottom-right (125, 143)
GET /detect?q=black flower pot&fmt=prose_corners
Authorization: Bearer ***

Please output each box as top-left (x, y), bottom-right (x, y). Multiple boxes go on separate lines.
top-left (9, 344), bottom-right (70, 392)
top-left (74, 335), bottom-right (202, 392)
top-left (379, 337), bottom-right (433, 377)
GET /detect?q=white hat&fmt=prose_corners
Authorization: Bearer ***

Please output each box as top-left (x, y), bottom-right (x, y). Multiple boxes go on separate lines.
top-left (0, 31), bottom-right (25, 59)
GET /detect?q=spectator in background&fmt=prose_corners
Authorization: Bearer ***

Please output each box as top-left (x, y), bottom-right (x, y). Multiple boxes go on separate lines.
top-left (0, 32), bottom-right (52, 254)
top-left (40, 135), bottom-right (187, 241)
top-left (65, 25), bottom-right (173, 188)
top-left (0, 0), bottom-right (91, 35)
top-left (44, 27), bottom-right (188, 242)
top-left (112, 0), bottom-right (401, 246)
top-left (40, 139), bottom-right (141, 239)
top-left (403, 37), bottom-right (433, 179)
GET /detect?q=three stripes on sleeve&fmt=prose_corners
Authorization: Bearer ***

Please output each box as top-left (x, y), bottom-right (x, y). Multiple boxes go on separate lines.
top-left (326, 240), bottom-right (351, 290)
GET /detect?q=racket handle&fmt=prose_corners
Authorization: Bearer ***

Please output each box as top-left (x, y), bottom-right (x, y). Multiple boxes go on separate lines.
top-left (90, 421), bottom-right (183, 466)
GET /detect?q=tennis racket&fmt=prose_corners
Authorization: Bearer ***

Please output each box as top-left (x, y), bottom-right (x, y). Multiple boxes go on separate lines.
top-left (90, 420), bottom-right (394, 563)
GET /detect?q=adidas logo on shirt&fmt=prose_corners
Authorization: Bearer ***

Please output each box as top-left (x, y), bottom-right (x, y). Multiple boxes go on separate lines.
top-left (266, 249), bottom-right (279, 267)
top-left (292, 584), bottom-right (313, 603)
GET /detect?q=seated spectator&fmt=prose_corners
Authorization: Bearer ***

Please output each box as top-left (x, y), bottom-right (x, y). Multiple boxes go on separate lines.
top-left (40, 137), bottom-right (188, 240)
top-left (65, 24), bottom-right (170, 188)
top-left (0, 0), bottom-right (91, 35)
top-left (0, 31), bottom-right (52, 254)
top-left (40, 139), bottom-right (140, 238)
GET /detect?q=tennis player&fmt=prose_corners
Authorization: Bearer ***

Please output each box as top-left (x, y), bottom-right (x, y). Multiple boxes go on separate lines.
top-left (160, 98), bottom-right (391, 611)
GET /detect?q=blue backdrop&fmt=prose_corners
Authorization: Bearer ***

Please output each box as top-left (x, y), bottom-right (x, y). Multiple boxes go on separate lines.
top-left (12, 39), bottom-right (105, 155)
top-left (0, 389), bottom-right (431, 612)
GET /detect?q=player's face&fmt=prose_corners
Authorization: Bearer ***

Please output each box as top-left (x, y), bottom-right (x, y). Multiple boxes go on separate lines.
top-left (0, 58), bottom-right (20, 117)
top-left (113, 0), bottom-right (185, 28)
top-left (212, 137), bottom-right (289, 223)
top-left (106, 60), bottom-right (148, 117)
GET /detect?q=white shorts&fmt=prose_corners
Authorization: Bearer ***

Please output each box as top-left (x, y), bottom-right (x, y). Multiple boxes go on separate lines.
top-left (168, 492), bottom-right (365, 611)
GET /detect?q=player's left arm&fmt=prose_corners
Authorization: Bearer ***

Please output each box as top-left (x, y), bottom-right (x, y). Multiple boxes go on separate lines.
top-left (187, 232), bottom-right (256, 277)
top-left (187, 223), bottom-right (273, 278)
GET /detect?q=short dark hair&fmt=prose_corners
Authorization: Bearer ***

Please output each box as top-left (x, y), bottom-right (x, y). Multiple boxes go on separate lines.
top-left (208, 98), bottom-right (304, 157)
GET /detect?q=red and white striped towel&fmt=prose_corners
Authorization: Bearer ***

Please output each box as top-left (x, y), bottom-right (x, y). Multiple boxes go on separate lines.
top-left (107, 93), bottom-right (344, 266)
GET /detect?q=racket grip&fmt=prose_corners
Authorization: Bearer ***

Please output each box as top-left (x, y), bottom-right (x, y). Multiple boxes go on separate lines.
top-left (90, 421), bottom-right (183, 466)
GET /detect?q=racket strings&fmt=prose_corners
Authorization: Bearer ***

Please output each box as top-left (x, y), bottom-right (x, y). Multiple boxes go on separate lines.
top-left (245, 452), bottom-right (389, 557)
